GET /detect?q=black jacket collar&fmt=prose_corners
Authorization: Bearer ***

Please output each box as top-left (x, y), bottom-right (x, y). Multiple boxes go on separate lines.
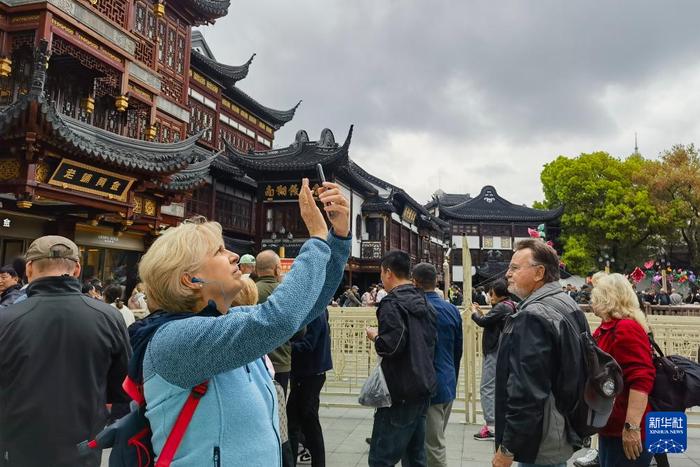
top-left (26, 275), bottom-right (82, 297)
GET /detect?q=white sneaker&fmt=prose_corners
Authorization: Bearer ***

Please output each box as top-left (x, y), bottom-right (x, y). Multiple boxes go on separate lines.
top-left (573, 449), bottom-right (599, 467)
top-left (297, 448), bottom-right (312, 465)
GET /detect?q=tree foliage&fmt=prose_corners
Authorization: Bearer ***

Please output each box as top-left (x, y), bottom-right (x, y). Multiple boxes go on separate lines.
top-left (642, 144), bottom-right (700, 266)
top-left (538, 152), bottom-right (665, 275)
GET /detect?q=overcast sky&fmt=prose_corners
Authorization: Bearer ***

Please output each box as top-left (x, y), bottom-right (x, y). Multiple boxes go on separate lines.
top-left (198, 1), bottom-right (700, 206)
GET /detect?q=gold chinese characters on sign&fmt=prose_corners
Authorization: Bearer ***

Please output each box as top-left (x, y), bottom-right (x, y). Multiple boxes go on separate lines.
top-left (402, 206), bottom-right (417, 224)
top-left (48, 159), bottom-right (136, 202)
top-left (264, 182), bottom-right (320, 201)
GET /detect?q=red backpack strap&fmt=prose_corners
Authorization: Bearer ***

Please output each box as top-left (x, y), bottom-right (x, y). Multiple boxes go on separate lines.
top-left (155, 381), bottom-right (209, 467)
top-left (123, 376), bottom-right (145, 405)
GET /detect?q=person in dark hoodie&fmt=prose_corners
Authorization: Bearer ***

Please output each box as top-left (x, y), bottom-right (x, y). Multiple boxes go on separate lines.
top-left (366, 250), bottom-right (437, 466)
top-left (288, 309), bottom-right (332, 467)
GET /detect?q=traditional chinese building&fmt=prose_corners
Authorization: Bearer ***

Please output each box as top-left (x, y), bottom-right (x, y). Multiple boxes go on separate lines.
top-left (183, 31), bottom-right (299, 253)
top-left (224, 127), bottom-right (449, 289)
top-left (0, 0), bottom-right (231, 285)
top-left (426, 186), bottom-right (563, 286)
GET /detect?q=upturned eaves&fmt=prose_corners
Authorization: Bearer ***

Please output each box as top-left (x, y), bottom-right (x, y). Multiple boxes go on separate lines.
top-left (439, 185), bottom-right (564, 222)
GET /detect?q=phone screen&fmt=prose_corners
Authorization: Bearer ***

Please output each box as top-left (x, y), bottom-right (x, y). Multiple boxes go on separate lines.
top-left (316, 163), bottom-right (326, 183)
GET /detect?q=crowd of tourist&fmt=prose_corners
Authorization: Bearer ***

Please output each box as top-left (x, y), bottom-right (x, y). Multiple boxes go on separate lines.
top-left (0, 176), bottom-right (683, 467)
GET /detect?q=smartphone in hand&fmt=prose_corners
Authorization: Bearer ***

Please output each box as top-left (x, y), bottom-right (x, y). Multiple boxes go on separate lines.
top-left (316, 163), bottom-right (334, 217)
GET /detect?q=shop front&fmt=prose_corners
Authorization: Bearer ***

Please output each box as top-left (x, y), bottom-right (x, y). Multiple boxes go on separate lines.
top-left (74, 225), bottom-right (145, 289)
top-left (0, 209), bottom-right (50, 266)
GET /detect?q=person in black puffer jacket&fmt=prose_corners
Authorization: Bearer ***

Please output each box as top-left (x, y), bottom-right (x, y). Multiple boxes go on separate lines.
top-left (365, 250), bottom-right (437, 467)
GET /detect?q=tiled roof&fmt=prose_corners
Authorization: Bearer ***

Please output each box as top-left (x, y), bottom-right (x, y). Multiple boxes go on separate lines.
top-left (0, 93), bottom-right (203, 174)
top-left (439, 186), bottom-right (563, 222)
top-left (225, 127), bottom-right (353, 172)
top-left (223, 85), bottom-right (300, 130)
top-left (158, 147), bottom-right (218, 191)
top-left (425, 192), bottom-right (472, 210)
top-left (187, 0), bottom-right (230, 21)
top-left (191, 50), bottom-right (255, 87)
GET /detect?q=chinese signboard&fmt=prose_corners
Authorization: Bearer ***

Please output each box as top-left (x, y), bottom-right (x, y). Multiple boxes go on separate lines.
top-left (48, 159), bottom-right (136, 202)
top-left (263, 182), bottom-right (323, 202)
top-left (402, 206), bottom-right (417, 224)
top-left (646, 412), bottom-right (687, 454)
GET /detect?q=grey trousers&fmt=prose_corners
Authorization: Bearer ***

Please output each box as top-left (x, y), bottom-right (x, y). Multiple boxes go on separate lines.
top-left (480, 351), bottom-right (497, 426)
top-left (424, 401), bottom-right (453, 467)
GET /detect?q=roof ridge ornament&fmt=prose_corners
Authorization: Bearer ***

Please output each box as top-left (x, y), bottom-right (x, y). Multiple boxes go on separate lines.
top-left (29, 39), bottom-right (50, 97)
top-left (318, 128), bottom-right (336, 148)
top-left (294, 130), bottom-right (309, 146)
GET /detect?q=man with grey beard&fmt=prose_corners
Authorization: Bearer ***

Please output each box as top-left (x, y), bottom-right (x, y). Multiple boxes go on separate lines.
top-left (492, 239), bottom-right (586, 467)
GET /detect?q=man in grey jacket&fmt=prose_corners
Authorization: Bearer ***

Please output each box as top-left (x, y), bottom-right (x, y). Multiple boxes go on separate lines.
top-left (492, 239), bottom-right (585, 467)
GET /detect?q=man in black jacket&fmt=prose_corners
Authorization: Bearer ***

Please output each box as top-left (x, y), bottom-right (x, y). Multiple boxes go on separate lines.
top-left (492, 239), bottom-right (584, 467)
top-left (0, 236), bottom-right (131, 467)
top-left (366, 250), bottom-right (436, 466)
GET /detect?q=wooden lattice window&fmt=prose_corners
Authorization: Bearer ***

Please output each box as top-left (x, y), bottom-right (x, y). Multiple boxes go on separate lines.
top-left (401, 227), bottom-right (410, 251)
top-left (95, 0), bottom-right (128, 27)
top-left (156, 118), bottom-right (183, 143)
top-left (390, 221), bottom-right (401, 250)
top-left (126, 107), bottom-right (149, 140)
top-left (161, 73), bottom-right (183, 102)
top-left (215, 192), bottom-right (252, 233)
top-left (51, 37), bottom-right (120, 92)
top-left (189, 101), bottom-right (214, 142)
top-left (134, 3), bottom-right (146, 33)
top-left (135, 39), bottom-right (154, 67)
top-left (166, 27), bottom-right (175, 68)
top-left (176, 35), bottom-right (185, 74)
top-left (187, 186), bottom-right (212, 217)
top-left (157, 20), bottom-right (166, 63)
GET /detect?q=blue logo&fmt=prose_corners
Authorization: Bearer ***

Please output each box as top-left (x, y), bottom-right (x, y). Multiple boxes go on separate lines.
top-left (645, 412), bottom-right (687, 454)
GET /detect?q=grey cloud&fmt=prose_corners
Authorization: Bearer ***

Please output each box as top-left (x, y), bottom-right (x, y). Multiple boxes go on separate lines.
top-left (199, 0), bottom-right (700, 203)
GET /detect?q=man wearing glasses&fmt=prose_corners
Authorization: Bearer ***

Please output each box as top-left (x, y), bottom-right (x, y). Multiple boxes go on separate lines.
top-left (492, 239), bottom-right (585, 467)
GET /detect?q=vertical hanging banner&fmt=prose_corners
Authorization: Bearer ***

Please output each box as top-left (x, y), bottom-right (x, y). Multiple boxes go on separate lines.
top-left (645, 412), bottom-right (687, 454)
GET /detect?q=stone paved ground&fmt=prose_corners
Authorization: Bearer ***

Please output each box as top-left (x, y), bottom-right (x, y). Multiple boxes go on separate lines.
top-left (101, 406), bottom-right (700, 466)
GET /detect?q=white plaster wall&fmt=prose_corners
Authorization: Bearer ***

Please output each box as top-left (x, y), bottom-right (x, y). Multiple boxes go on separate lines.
top-left (451, 235), bottom-right (480, 249)
top-left (351, 191), bottom-right (364, 257)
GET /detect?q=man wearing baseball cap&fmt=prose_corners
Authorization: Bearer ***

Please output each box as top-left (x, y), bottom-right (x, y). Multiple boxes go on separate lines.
top-left (0, 235), bottom-right (131, 467)
top-left (239, 253), bottom-right (256, 278)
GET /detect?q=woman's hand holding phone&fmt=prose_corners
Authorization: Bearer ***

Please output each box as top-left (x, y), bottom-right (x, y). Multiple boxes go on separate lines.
top-left (318, 182), bottom-right (350, 237)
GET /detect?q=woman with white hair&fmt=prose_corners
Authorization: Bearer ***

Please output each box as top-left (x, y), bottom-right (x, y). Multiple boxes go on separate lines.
top-left (129, 179), bottom-right (350, 466)
top-left (590, 273), bottom-right (656, 467)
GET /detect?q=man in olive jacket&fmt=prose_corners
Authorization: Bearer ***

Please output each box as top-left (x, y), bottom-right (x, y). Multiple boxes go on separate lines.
top-left (256, 249), bottom-right (305, 395)
top-left (366, 250), bottom-right (437, 466)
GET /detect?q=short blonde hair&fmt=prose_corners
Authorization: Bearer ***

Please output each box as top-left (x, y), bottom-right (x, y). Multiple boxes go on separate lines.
top-left (230, 277), bottom-right (259, 307)
top-left (591, 273), bottom-right (649, 333)
top-left (591, 270), bottom-right (607, 287)
top-left (138, 219), bottom-right (223, 313)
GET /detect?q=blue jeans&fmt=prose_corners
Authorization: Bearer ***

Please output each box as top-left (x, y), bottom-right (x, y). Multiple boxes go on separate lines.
top-left (368, 399), bottom-right (429, 467)
top-left (518, 463), bottom-right (566, 467)
top-left (599, 436), bottom-right (653, 467)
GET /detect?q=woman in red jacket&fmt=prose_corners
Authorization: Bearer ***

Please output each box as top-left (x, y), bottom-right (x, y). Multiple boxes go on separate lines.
top-left (591, 273), bottom-right (656, 466)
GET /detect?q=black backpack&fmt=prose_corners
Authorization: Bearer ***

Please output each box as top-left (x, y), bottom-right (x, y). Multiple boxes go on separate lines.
top-left (555, 307), bottom-right (624, 438)
top-left (648, 334), bottom-right (700, 411)
top-left (78, 377), bottom-right (208, 467)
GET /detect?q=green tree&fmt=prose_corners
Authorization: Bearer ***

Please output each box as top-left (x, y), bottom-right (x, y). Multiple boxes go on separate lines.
top-left (538, 151), bottom-right (664, 275)
top-left (642, 144), bottom-right (700, 266)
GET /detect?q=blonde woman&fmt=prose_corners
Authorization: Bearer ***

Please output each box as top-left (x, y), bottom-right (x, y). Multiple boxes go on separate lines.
top-left (590, 273), bottom-right (655, 467)
top-left (230, 277), bottom-right (259, 307)
top-left (129, 179), bottom-right (350, 466)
